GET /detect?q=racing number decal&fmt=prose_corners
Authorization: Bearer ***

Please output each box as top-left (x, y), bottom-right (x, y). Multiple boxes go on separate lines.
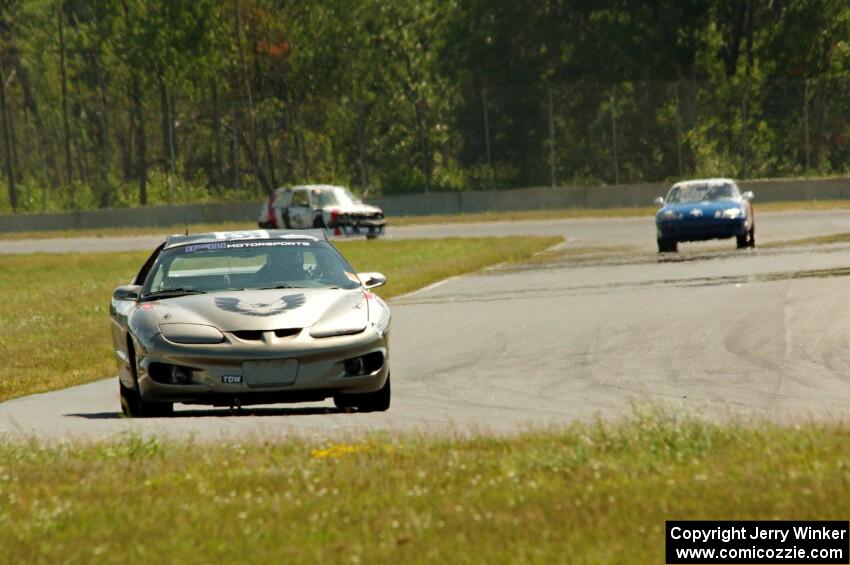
top-left (214, 230), bottom-right (269, 241)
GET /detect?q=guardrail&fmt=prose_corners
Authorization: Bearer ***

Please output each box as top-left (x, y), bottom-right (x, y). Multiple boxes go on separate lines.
top-left (1, 177), bottom-right (848, 233)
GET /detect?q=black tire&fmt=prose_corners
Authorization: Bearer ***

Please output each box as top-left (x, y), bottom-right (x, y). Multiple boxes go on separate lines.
top-left (657, 238), bottom-right (677, 253)
top-left (313, 216), bottom-right (326, 229)
top-left (334, 375), bottom-right (391, 413)
top-left (119, 380), bottom-right (173, 418)
top-left (366, 234), bottom-right (378, 240)
top-left (737, 225), bottom-right (755, 249)
top-left (120, 342), bottom-right (174, 418)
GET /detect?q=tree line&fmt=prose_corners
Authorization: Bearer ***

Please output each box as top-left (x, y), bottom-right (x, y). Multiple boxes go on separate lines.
top-left (1, 0), bottom-right (849, 213)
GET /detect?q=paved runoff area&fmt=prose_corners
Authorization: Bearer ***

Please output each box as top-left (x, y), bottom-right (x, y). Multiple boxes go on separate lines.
top-left (3, 210), bottom-right (850, 440)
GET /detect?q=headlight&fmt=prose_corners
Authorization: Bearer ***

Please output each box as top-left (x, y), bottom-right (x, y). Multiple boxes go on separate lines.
top-left (159, 323), bottom-right (224, 344)
top-left (659, 209), bottom-right (681, 221)
top-left (719, 208), bottom-right (743, 219)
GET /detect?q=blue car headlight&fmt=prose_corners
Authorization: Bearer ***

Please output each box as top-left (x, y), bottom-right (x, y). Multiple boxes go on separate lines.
top-left (658, 209), bottom-right (682, 221)
top-left (714, 208), bottom-right (744, 219)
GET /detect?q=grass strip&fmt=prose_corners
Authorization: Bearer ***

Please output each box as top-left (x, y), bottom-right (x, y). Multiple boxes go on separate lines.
top-left (0, 236), bottom-right (559, 402)
top-left (761, 232), bottom-right (850, 249)
top-left (0, 411), bottom-right (846, 563)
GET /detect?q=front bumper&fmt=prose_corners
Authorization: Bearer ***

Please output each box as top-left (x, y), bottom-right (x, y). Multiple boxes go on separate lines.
top-left (657, 218), bottom-right (747, 241)
top-left (136, 327), bottom-right (389, 406)
top-left (329, 219), bottom-right (386, 238)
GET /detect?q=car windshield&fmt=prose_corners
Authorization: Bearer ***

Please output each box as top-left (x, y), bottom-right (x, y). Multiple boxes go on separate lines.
top-left (315, 190), bottom-right (339, 207)
top-left (666, 183), bottom-right (739, 203)
top-left (143, 239), bottom-right (361, 296)
top-left (315, 188), bottom-right (361, 208)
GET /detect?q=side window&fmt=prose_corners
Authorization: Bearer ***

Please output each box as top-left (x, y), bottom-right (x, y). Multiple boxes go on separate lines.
top-left (291, 190), bottom-right (310, 207)
top-left (272, 189), bottom-right (288, 207)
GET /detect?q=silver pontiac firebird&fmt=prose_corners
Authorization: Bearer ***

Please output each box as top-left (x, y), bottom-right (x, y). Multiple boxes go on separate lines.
top-left (109, 230), bottom-right (391, 417)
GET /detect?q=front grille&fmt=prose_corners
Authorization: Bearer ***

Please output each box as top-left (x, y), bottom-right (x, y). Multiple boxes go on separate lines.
top-left (274, 328), bottom-right (301, 338)
top-left (349, 214), bottom-right (384, 222)
top-left (666, 224), bottom-right (739, 236)
top-left (231, 329), bottom-right (301, 341)
top-left (232, 330), bottom-right (263, 341)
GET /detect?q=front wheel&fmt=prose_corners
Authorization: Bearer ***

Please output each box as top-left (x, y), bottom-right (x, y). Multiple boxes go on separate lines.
top-left (737, 225), bottom-right (755, 249)
top-left (334, 375), bottom-right (391, 412)
top-left (657, 238), bottom-right (678, 253)
top-left (120, 380), bottom-right (173, 418)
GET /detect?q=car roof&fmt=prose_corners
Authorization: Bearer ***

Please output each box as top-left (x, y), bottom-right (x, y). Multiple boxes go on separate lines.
top-left (671, 178), bottom-right (737, 189)
top-left (163, 229), bottom-right (327, 250)
top-left (276, 184), bottom-right (346, 193)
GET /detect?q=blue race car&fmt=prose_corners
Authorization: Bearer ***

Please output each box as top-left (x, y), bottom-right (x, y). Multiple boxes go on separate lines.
top-left (654, 178), bottom-right (755, 253)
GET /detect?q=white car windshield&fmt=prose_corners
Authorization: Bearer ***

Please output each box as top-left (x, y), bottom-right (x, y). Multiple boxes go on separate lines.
top-left (316, 188), bottom-right (361, 208)
top-left (143, 239), bottom-right (361, 296)
top-left (666, 183), bottom-right (739, 203)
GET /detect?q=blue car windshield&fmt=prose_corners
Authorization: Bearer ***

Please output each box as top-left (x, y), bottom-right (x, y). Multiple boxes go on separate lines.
top-left (667, 183), bottom-right (739, 203)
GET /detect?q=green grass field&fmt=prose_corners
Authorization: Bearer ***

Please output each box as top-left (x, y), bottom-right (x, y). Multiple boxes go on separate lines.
top-left (0, 237), bottom-right (559, 403)
top-left (0, 411), bottom-right (847, 563)
top-left (762, 232), bottom-right (850, 249)
top-left (2, 199), bottom-right (849, 241)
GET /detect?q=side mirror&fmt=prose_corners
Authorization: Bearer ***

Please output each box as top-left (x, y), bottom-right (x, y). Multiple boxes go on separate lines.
top-left (113, 284), bottom-right (143, 301)
top-left (359, 272), bottom-right (387, 289)
top-left (654, 197), bottom-right (665, 207)
top-left (742, 191), bottom-right (754, 201)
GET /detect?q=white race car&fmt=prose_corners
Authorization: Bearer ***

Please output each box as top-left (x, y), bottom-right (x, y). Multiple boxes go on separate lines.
top-left (259, 185), bottom-right (386, 239)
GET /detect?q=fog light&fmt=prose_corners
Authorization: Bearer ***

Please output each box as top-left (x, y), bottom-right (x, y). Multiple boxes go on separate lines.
top-left (343, 352), bottom-right (384, 376)
top-left (171, 366), bottom-right (193, 384)
top-left (148, 363), bottom-right (194, 384)
top-left (344, 357), bottom-right (365, 376)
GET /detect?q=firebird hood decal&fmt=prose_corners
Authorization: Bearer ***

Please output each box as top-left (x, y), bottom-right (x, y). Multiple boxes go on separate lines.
top-left (214, 293), bottom-right (306, 317)
top-left (142, 288), bottom-right (368, 332)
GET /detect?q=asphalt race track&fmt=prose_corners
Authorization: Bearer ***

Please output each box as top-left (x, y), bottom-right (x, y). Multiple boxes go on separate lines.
top-left (3, 210), bottom-right (850, 440)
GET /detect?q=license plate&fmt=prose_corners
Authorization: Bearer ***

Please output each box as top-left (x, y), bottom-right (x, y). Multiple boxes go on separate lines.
top-left (242, 359), bottom-right (299, 388)
top-left (221, 375), bottom-right (243, 384)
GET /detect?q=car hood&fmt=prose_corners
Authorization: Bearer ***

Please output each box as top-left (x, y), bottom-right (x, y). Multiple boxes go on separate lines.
top-left (145, 287), bottom-right (368, 332)
top-left (660, 200), bottom-right (743, 216)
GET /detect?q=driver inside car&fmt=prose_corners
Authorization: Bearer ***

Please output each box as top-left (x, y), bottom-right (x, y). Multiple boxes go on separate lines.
top-left (252, 250), bottom-right (305, 286)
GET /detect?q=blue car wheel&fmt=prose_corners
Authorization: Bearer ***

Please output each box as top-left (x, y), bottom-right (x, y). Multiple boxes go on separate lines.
top-left (736, 224), bottom-right (755, 249)
top-left (657, 238), bottom-right (678, 253)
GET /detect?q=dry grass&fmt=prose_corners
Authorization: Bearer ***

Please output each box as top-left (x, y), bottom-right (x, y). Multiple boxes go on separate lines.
top-left (761, 232), bottom-right (850, 249)
top-left (0, 221), bottom-right (258, 241)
